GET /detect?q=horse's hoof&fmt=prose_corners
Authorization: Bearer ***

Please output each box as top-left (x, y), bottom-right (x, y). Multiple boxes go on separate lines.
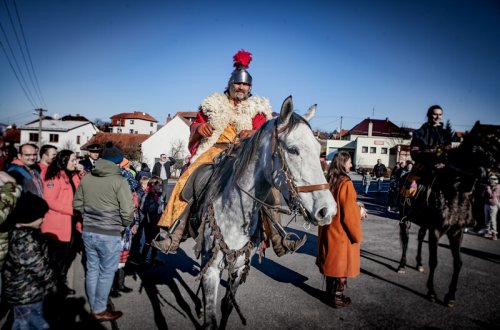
top-left (397, 267), bottom-right (406, 274)
top-left (417, 265), bottom-right (424, 272)
top-left (444, 294), bottom-right (455, 308)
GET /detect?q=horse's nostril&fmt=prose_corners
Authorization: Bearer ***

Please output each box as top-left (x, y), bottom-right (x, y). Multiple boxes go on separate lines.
top-left (317, 207), bottom-right (327, 219)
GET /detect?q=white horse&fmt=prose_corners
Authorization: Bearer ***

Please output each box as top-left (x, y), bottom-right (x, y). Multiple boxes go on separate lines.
top-left (194, 96), bottom-right (337, 329)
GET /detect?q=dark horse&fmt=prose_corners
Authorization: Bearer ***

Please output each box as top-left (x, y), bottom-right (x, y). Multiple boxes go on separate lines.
top-left (397, 122), bottom-right (499, 307)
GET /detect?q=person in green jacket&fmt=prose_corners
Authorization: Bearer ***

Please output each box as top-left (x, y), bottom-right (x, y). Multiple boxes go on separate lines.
top-left (0, 171), bottom-right (22, 298)
top-left (73, 143), bottom-right (134, 322)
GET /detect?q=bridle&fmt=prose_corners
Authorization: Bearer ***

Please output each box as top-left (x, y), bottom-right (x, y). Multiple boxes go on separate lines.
top-left (237, 118), bottom-right (329, 224)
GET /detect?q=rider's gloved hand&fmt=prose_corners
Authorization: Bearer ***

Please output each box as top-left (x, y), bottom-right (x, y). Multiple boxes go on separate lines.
top-left (197, 123), bottom-right (215, 137)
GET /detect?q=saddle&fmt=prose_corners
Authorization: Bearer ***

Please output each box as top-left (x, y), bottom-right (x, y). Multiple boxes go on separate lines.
top-left (180, 163), bottom-right (214, 204)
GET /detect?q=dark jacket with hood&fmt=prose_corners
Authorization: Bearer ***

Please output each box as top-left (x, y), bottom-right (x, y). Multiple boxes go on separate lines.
top-left (73, 159), bottom-right (134, 237)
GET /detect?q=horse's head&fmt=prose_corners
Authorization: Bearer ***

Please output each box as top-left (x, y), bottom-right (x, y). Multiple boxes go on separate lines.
top-left (272, 96), bottom-right (336, 226)
top-left (454, 121), bottom-right (500, 176)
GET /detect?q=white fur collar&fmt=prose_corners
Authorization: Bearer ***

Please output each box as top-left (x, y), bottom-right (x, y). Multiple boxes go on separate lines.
top-left (191, 93), bottom-right (272, 162)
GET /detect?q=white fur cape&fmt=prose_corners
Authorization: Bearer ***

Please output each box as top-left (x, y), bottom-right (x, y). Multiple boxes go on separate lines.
top-left (191, 93), bottom-right (272, 163)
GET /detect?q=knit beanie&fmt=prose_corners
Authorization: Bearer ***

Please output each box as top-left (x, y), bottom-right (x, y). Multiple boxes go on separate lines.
top-left (101, 142), bottom-right (124, 164)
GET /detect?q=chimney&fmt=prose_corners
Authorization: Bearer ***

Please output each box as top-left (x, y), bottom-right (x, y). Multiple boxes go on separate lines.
top-left (166, 114), bottom-right (172, 124)
top-left (368, 121), bottom-right (373, 137)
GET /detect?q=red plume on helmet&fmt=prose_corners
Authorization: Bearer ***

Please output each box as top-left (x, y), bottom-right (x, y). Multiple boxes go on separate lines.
top-left (233, 49), bottom-right (252, 69)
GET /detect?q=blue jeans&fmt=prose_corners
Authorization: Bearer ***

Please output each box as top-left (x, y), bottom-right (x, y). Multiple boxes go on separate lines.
top-left (12, 301), bottom-right (49, 330)
top-left (83, 232), bottom-right (121, 313)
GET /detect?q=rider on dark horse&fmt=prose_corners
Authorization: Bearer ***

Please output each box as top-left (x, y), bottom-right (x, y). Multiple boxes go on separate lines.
top-left (152, 50), bottom-right (306, 256)
top-left (402, 105), bottom-right (453, 217)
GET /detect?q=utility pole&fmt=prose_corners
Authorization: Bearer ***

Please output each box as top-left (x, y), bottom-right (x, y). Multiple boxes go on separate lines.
top-left (33, 108), bottom-right (47, 149)
top-left (339, 116), bottom-right (343, 140)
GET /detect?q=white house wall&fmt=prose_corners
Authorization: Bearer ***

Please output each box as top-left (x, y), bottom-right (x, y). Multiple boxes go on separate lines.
top-left (112, 118), bottom-right (157, 135)
top-left (141, 116), bottom-right (190, 169)
top-left (326, 136), bottom-right (411, 169)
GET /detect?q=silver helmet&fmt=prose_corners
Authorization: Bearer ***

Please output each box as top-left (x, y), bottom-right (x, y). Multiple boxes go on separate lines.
top-left (229, 66), bottom-right (252, 85)
top-left (228, 50), bottom-right (253, 99)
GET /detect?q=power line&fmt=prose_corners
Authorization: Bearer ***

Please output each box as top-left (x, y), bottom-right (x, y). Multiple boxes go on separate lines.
top-left (0, 0), bottom-right (46, 109)
top-left (0, 25), bottom-right (37, 107)
top-left (11, 0), bottom-right (45, 107)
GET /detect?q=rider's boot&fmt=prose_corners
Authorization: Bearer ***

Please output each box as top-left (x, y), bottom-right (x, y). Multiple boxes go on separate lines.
top-left (265, 188), bottom-right (307, 257)
top-left (269, 225), bottom-right (307, 257)
top-left (151, 218), bottom-right (187, 254)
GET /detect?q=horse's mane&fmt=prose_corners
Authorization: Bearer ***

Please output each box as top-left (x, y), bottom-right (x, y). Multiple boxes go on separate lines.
top-left (205, 112), bottom-right (311, 202)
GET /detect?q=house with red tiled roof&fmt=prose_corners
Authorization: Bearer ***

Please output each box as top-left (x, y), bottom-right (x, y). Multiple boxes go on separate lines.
top-left (80, 132), bottom-right (150, 161)
top-left (110, 111), bottom-right (158, 135)
top-left (326, 117), bottom-right (412, 170)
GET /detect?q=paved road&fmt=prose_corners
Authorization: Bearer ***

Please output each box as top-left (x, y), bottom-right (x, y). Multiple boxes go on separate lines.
top-left (2, 175), bottom-right (499, 329)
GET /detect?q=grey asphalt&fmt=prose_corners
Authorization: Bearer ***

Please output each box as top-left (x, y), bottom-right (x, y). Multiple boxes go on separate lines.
top-left (2, 175), bottom-right (499, 329)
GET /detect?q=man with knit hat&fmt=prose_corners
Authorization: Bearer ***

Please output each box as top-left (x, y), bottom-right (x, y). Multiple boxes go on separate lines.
top-left (73, 142), bottom-right (134, 322)
top-left (152, 49), bottom-right (306, 257)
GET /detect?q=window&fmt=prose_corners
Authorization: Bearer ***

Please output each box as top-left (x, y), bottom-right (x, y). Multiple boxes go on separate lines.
top-left (129, 129), bottom-right (134, 134)
top-left (361, 146), bottom-right (368, 153)
top-left (135, 130), bottom-right (138, 134)
top-left (150, 122), bottom-right (153, 127)
top-left (370, 147), bottom-right (376, 153)
top-left (49, 134), bottom-right (59, 143)
top-left (130, 120), bottom-right (134, 125)
top-left (76, 136), bottom-right (81, 144)
top-left (381, 147), bottom-right (388, 154)
top-left (29, 133), bottom-right (39, 142)
top-left (117, 128), bottom-right (122, 133)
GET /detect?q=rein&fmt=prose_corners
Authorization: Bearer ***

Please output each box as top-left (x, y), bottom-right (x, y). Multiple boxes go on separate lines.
top-left (271, 120), bottom-right (329, 220)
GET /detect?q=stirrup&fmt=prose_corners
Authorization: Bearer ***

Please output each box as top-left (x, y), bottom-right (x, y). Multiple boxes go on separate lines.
top-left (282, 232), bottom-right (307, 253)
top-left (151, 232), bottom-right (177, 254)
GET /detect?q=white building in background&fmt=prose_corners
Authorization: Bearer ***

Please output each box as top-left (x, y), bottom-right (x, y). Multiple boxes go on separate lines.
top-left (110, 111), bottom-right (158, 135)
top-left (141, 112), bottom-right (196, 175)
top-left (326, 118), bottom-right (412, 170)
top-left (20, 118), bottom-right (99, 156)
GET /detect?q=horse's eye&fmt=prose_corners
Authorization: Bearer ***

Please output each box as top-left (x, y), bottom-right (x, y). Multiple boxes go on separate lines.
top-left (287, 146), bottom-right (299, 155)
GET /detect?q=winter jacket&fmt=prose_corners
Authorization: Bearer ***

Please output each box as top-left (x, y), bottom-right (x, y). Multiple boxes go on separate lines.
top-left (372, 163), bottom-right (387, 178)
top-left (484, 184), bottom-right (500, 206)
top-left (0, 182), bottom-right (21, 270)
top-left (152, 158), bottom-right (176, 180)
top-left (410, 122), bottom-right (452, 167)
top-left (3, 228), bottom-right (55, 305)
top-left (73, 159), bottom-right (134, 237)
top-left (41, 171), bottom-right (80, 242)
top-left (7, 159), bottom-right (43, 197)
top-left (317, 176), bottom-right (362, 278)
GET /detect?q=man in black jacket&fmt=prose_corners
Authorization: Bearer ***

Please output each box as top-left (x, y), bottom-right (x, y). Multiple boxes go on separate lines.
top-left (152, 154), bottom-right (176, 200)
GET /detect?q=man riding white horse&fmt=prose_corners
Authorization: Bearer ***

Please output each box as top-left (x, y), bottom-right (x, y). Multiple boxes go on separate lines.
top-left (152, 49), bottom-right (306, 256)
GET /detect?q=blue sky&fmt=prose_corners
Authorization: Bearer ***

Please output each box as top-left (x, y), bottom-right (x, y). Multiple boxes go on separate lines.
top-left (1, 0), bottom-right (499, 133)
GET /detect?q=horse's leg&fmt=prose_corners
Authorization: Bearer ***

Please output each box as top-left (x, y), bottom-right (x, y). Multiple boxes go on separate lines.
top-left (202, 266), bottom-right (221, 330)
top-left (416, 227), bottom-right (427, 272)
top-left (426, 228), bottom-right (440, 302)
top-left (219, 269), bottom-right (245, 330)
top-left (398, 219), bottom-right (410, 273)
top-left (444, 229), bottom-right (463, 308)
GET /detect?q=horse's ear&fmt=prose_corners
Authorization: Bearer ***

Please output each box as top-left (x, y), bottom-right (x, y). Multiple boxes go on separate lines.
top-left (279, 95), bottom-right (293, 125)
top-left (303, 104), bottom-right (317, 122)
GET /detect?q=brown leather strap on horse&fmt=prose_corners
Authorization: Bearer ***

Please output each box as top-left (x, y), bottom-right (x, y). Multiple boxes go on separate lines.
top-left (296, 183), bottom-right (330, 192)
